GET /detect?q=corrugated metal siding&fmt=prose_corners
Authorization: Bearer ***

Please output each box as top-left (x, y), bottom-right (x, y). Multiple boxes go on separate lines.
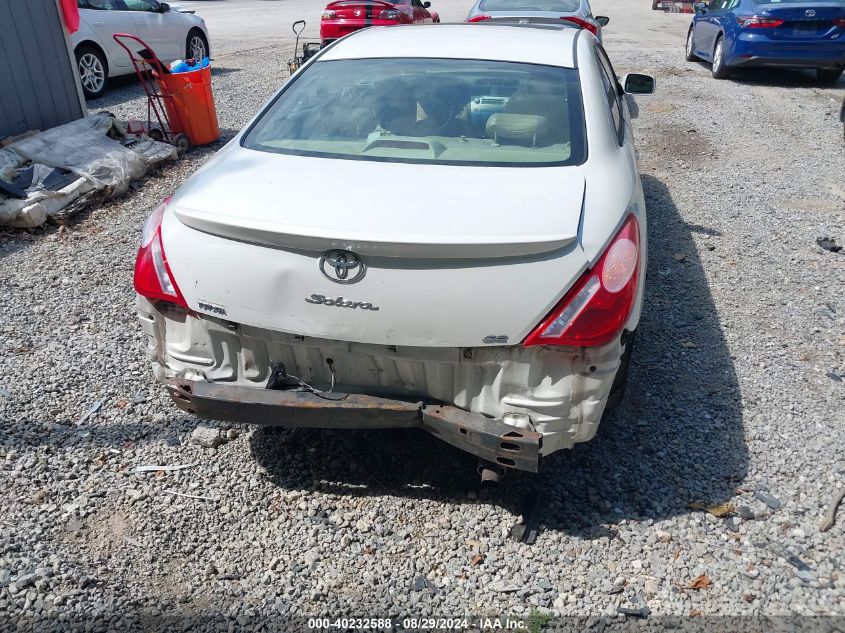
top-left (0, 0), bottom-right (85, 138)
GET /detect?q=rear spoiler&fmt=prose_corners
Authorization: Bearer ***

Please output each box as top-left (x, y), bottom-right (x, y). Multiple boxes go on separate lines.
top-left (324, 0), bottom-right (394, 7)
top-left (173, 206), bottom-right (578, 259)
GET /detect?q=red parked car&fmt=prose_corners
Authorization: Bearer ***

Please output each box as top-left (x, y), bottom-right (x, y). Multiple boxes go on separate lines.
top-left (320, 0), bottom-right (439, 45)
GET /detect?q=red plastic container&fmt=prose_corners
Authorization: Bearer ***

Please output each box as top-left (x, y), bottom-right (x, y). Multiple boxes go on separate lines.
top-left (157, 66), bottom-right (220, 146)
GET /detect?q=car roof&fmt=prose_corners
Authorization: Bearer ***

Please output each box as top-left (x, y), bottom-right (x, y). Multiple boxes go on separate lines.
top-left (319, 24), bottom-right (580, 69)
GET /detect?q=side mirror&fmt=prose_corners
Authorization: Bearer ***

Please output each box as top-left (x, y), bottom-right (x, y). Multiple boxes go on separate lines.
top-left (693, 2), bottom-right (707, 13)
top-left (595, 15), bottom-right (609, 26)
top-left (158, 2), bottom-right (171, 12)
top-left (623, 73), bottom-right (655, 95)
top-left (423, 1), bottom-right (431, 7)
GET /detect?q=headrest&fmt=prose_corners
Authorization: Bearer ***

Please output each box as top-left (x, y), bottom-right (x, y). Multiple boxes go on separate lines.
top-left (486, 113), bottom-right (549, 146)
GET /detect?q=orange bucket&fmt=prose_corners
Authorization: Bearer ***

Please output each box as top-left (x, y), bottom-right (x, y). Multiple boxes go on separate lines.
top-left (157, 66), bottom-right (219, 146)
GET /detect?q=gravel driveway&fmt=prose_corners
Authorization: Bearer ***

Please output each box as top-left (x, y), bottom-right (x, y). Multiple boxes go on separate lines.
top-left (1, 4), bottom-right (844, 630)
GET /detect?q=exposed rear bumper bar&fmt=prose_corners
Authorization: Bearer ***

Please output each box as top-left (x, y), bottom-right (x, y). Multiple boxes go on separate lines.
top-left (167, 380), bottom-right (543, 472)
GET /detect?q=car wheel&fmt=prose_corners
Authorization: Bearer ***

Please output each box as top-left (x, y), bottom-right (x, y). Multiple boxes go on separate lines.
top-left (817, 68), bottom-right (844, 85)
top-left (711, 36), bottom-right (730, 79)
top-left (685, 27), bottom-right (699, 61)
top-left (652, 0), bottom-right (660, 9)
top-left (75, 45), bottom-right (108, 100)
top-left (605, 330), bottom-right (636, 413)
top-left (186, 29), bottom-right (209, 62)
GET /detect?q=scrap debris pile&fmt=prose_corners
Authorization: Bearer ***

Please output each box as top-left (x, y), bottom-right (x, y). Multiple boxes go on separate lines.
top-left (0, 112), bottom-right (177, 228)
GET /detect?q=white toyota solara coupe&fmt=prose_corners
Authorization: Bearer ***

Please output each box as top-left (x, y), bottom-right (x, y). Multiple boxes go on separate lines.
top-left (135, 24), bottom-right (655, 476)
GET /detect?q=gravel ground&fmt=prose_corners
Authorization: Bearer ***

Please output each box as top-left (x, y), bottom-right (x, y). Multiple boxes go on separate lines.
top-left (1, 11), bottom-right (845, 631)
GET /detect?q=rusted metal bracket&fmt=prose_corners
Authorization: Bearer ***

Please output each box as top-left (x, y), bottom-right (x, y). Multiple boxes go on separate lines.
top-left (166, 379), bottom-right (542, 472)
top-left (420, 405), bottom-right (542, 473)
top-left (168, 380), bottom-right (421, 428)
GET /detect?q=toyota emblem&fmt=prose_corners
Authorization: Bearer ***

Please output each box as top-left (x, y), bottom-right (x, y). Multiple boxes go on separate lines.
top-left (805, 9), bottom-right (816, 16)
top-left (319, 250), bottom-right (366, 284)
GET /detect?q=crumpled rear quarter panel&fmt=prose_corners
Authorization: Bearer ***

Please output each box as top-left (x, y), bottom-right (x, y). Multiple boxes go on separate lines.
top-left (137, 296), bottom-right (621, 454)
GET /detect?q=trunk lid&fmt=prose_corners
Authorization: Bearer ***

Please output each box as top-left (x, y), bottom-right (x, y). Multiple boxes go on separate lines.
top-left (750, 2), bottom-right (845, 39)
top-left (478, 12), bottom-right (596, 27)
top-left (326, 0), bottom-right (395, 19)
top-left (163, 146), bottom-right (591, 347)
top-left (172, 147), bottom-right (583, 259)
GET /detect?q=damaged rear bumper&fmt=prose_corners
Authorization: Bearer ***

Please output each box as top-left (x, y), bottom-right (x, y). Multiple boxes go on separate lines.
top-left (139, 296), bottom-right (629, 468)
top-left (167, 379), bottom-right (543, 472)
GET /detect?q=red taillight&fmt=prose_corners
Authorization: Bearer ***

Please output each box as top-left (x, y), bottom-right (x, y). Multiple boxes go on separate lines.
top-left (736, 15), bottom-right (783, 28)
top-left (467, 14), bottom-right (491, 22)
top-left (560, 15), bottom-right (598, 35)
top-left (378, 8), bottom-right (401, 19)
top-left (134, 197), bottom-right (188, 308)
top-left (321, 9), bottom-right (337, 19)
top-left (833, 17), bottom-right (845, 26)
top-left (523, 215), bottom-right (640, 348)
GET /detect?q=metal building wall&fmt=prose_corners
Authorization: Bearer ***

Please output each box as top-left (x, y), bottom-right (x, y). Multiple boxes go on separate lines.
top-left (0, 0), bottom-right (86, 138)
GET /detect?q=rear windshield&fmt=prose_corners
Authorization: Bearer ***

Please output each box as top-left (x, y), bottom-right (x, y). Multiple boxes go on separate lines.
top-left (243, 58), bottom-right (586, 167)
top-left (479, 0), bottom-right (581, 10)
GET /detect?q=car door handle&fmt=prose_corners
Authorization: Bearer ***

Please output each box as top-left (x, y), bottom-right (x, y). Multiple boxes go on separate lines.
top-left (94, 21), bottom-right (104, 25)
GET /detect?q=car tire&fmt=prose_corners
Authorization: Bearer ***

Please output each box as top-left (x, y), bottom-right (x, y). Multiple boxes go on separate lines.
top-left (75, 45), bottom-right (108, 100)
top-left (685, 27), bottom-right (699, 61)
top-left (605, 330), bottom-right (636, 413)
top-left (711, 36), bottom-right (730, 79)
top-left (841, 98), bottom-right (845, 141)
top-left (652, 0), bottom-right (660, 9)
top-left (817, 68), bottom-right (844, 85)
top-left (186, 29), bottom-right (209, 62)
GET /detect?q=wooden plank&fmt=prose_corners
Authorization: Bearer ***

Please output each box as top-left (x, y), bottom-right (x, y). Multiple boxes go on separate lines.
top-left (41, 0), bottom-right (85, 123)
top-left (0, 0), bottom-right (84, 137)
top-left (0, 2), bottom-right (28, 137)
top-left (27, 0), bottom-right (67, 128)
top-left (11, 1), bottom-right (55, 130)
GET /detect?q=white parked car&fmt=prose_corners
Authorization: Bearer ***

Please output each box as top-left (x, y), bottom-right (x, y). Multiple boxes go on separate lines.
top-left (72, 0), bottom-right (209, 99)
top-left (134, 24), bottom-right (654, 476)
top-left (465, 0), bottom-right (609, 42)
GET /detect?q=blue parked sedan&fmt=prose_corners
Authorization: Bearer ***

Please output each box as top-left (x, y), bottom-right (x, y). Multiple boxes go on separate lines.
top-left (685, 0), bottom-right (845, 83)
